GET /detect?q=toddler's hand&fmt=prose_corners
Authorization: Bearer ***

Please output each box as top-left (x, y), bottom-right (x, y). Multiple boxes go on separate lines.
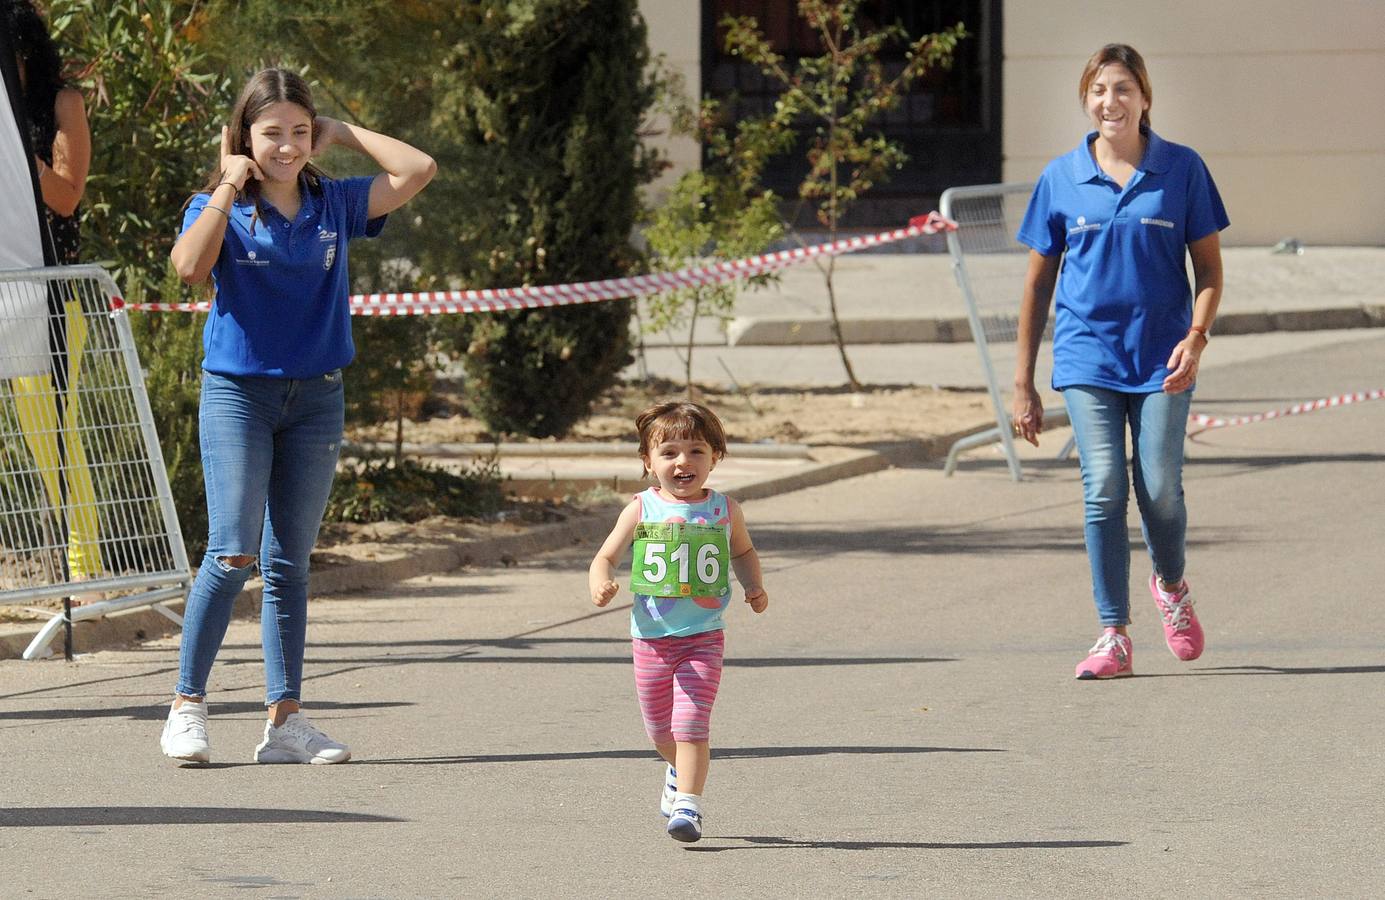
top-left (592, 580), bottom-right (619, 607)
top-left (744, 587), bottom-right (768, 614)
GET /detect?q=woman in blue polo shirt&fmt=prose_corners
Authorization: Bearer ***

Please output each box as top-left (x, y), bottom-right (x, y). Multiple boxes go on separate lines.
top-left (1012, 44), bottom-right (1228, 680)
top-left (161, 68), bottom-right (435, 764)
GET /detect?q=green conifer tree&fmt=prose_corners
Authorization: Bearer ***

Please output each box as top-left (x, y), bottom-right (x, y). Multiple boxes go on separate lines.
top-left (435, 0), bottom-right (660, 437)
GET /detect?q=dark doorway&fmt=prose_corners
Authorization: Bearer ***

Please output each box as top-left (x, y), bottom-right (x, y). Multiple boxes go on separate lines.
top-left (702, 0), bottom-right (1002, 231)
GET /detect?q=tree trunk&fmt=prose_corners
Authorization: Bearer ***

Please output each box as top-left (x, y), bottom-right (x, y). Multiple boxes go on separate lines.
top-left (684, 291), bottom-right (701, 396)
top-left (394, 388), bottom-right (405, 468)
top-left (823, 93), bottom-right (861, 391)
top-left (823, 255), bottom-right (861, 390)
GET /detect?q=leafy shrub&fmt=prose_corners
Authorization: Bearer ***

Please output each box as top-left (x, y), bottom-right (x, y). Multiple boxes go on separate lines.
top-left (48, 1), bottom-right (232, 558)
top-left (326, 455), bottom-right (503, 525)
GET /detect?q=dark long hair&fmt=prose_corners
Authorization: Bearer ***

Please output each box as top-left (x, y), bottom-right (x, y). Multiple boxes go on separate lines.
top-left (3, 0), bottom-right (65, 141)
top-left (193, 68), bottom-right (328, 219)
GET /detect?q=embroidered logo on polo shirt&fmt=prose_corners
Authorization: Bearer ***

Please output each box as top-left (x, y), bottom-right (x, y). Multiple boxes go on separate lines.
top-left (1068, 215), bottom-right (1103, 236)
top-left (1140, 217), bottom-right (1175, 229)
top-left (235, 250), bottom-right (270, 267)
top-left (318, 229), bottom-right (338, 270)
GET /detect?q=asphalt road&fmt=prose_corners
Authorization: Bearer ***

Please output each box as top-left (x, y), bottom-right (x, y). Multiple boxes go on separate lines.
top-left (1, 332), bottom-right (1382, 897)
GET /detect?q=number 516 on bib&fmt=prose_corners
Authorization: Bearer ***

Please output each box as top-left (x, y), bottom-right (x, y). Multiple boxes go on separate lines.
top-left (629, 523), bottom-right (730, 597)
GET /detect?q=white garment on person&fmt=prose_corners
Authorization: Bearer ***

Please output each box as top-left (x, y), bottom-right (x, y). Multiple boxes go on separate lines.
top-left (0, 65), bottom-right (50, 378)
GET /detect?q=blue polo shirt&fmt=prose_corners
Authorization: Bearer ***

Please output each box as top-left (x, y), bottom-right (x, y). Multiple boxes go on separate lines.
top-left (181, 175), bottom-right (385, 378)
top-left (1017, 129), bottom-right (1229, 392)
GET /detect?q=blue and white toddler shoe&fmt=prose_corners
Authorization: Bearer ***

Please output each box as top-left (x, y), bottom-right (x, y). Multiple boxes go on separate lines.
top-left (667, 803), bottom-right (703, 843)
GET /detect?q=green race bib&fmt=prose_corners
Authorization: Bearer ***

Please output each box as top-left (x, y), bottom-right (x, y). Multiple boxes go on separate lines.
top-left (630, 522), bottom-right (730, 598)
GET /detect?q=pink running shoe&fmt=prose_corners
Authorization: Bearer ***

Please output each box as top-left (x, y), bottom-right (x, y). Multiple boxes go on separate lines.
top-left (1150, 573), bottom-right (1205, 661)
top-left (1074, 629), bottom-right (1133, 680)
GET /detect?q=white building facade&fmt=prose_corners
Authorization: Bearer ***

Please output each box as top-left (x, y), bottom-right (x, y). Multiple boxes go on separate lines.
top-left (640, 0), bottom-right (1385, 246)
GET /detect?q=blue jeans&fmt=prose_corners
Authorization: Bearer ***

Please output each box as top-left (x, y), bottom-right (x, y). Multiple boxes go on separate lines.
top-left (175, 370), bottom-right (344, 704)
top-left (1063, 385), bottom-right (1191, 627)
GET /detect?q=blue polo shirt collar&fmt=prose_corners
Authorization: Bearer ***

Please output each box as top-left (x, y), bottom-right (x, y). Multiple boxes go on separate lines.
top-left (1141, 129), bottom-right (1172, 174)
top-left (1070, 127), bottom-right (1171, 183)
top-left (228, 177), bottom-right (320, 225)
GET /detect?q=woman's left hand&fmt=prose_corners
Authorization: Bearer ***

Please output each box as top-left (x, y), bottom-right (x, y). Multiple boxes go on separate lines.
top-left (1163, 332), bottom-right (1207, 393)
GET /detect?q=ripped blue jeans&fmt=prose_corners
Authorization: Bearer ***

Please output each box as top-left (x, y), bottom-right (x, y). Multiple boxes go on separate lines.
top-left (175, 370), bottom-right (344, 704)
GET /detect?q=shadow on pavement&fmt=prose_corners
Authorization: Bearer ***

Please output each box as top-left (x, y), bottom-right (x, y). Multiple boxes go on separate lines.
top-left (935, 450), bottom-right (1385, 482)
top-left (357, 744), bottom-right (1001, 766)
top-left (1183, 453), bottom-right (1385, 467)
top-left (686, 835), bottom-right (1127, 852)
top-left (1142, 664), bottom-right (1385, 677)
top-left (220, 636), bottom-right (633, 651)
top-left (752, 524), bottom-right (1240, 557)
top-left (205, 654), bottom-right (954, 668)
top-left (0, 700), bottom-right (412, 722)
top-left (0, 806), bottom-right (403, 827)
top-left (0, 666), bottom-right (179, 701)
top-left (753, 524), bottom-right (1084, 556)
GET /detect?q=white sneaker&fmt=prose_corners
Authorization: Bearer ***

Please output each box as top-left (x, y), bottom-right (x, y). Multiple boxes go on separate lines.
top-left (161, 700), bottom-right (210, 764)
top-left (253, 712), bottom-right (351, 765)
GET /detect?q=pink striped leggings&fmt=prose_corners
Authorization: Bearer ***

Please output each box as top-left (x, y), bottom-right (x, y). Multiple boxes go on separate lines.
top-left (632, 630), bottom-right (725, 744)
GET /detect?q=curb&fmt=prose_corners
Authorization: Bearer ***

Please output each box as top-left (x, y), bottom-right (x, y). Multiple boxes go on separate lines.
top-left (724, 306), bottom-right (1385, 345)
top-left (0, 436), bottom-right (971, 661)
top-left (727, 316), bottom-right (973, 345)
top-left (345, 440), bottom-right (814, 460)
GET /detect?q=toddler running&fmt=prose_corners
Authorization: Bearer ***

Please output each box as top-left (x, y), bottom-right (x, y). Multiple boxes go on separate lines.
top-left (589, 400), bottom-right (768, 843)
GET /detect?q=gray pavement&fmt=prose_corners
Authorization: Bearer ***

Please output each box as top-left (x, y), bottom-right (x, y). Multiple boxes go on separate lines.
top-left (1, 329), bottom-right (1382, 896)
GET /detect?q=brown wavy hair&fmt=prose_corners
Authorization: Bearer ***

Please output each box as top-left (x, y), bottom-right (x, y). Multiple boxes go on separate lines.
top-left (1078, 44), bottom-right (1152, 130)
top-left (635, 401), bottom-right (729, 467)
top-left (189, 68), bottom-right (328, 224)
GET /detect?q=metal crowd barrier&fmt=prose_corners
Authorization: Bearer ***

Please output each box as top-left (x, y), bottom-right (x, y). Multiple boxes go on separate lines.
top-left (0, 265), bottom-right (189, 659)
top-left (939, 183), bottom-right (1075, 480)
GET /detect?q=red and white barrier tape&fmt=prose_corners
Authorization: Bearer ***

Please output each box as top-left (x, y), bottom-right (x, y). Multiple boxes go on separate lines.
top-left (112, 212), bottom-right (956, 316)
top-left (1189, 389), bottom-right (1385, 431)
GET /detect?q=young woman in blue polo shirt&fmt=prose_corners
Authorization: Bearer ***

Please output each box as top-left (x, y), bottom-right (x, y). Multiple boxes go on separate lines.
top-left (161, 68), bottom-right (435, 763)
top-left (1012, 44), bottom-right (1228, 680)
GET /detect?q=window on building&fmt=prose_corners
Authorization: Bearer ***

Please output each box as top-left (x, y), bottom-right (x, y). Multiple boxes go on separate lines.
top-left (702, 0), bottom-right (1001, 230)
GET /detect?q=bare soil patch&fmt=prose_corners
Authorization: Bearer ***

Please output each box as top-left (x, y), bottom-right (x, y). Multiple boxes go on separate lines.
top-left (351, 378), bottom-right (991, 449)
